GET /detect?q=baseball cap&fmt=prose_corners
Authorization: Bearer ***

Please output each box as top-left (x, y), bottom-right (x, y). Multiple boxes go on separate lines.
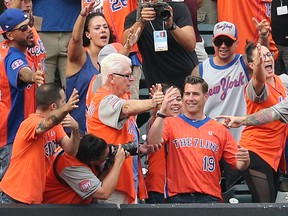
top-left (213, 21), bottom-right (238, 41)
top-left (0, 8), bottom-right (28, 34)
top-left (98, 42), bottom-right (124, 64)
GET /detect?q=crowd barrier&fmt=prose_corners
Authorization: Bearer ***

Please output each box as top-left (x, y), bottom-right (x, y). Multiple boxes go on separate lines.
top-left (1, 203), bottom-right (288, 216)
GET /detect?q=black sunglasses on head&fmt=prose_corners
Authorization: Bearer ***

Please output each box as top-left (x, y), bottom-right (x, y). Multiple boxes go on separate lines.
top-left (214, 38), bottom-right (235, 47)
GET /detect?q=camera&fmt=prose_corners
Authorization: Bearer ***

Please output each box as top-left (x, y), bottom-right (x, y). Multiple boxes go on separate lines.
top-left (140, 1), bottom-right (171, 21)
top-left (103, 141), bottom-right (138, 171)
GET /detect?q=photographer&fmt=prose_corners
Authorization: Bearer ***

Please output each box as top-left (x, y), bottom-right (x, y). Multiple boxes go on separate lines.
top-left (123, 0), bottom-right (198, 90)
top-left (43, 134), bottom-right (127, 204)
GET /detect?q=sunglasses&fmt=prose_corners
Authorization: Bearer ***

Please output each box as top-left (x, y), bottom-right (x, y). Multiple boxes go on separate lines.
top-left (113, 73), bottom-right (134, 79)
top-left (11, 22), bottom-right (33, 32)
top-left (214, 38), bottom-right (235, 47)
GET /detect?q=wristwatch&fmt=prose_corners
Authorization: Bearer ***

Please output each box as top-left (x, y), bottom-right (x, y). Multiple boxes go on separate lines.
top-left (167, 22), bottom-right (177, 31)
top-left (156, 111), bottom-right (167, 118)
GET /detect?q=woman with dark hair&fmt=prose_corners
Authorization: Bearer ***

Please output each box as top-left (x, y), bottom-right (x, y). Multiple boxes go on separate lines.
top-left (145, 83), bottom-right (183, 203)
top-left (65, 2), bottom-right (116, 136)
top-left (239, 42), bottom-right (287, 202)
top-left (65, 2), bottom-right (139, 136)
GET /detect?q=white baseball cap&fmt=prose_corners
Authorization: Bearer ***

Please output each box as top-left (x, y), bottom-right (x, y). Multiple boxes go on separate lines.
top-left (213, 21), bottom-right (238, 40)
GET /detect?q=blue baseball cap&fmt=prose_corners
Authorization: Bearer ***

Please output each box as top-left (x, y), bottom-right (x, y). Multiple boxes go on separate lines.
top-left (0, 8), bottom-right (28, 34)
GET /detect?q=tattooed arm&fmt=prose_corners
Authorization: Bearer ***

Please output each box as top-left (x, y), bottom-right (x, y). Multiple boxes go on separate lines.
top-left (216, 107), bottom-right (281, 128)
top-left (244, 107), bottom-right (281, 125)
top-left (35, 89), bottom-right (79, 135)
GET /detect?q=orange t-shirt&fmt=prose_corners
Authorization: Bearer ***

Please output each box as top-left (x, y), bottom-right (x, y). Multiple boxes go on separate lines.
top-left (145, 148), bottom-right (166, 194)
top-left (0, 114), bottom-right (66, 204)
top-left (43, 153), bottom-right (95, 204)
top-left (240, 75), bottom-right (287, 171)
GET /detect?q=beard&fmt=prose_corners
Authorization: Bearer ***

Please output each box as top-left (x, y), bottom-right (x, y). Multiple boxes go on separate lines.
top-left (26, 39), bottom-right (36, 48)
top-left (16, 36), bottom-right (35, 49)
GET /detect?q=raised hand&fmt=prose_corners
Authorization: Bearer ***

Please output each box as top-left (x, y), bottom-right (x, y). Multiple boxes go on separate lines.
top-left (124, 27), bottom-right (141, 49)
top-left (81, 0), bottom-right (100, 16)
top-left (253, 43), bottom-right (263, 67)
top-left (32, 63), bottom-right (44, 86)
top-left (159, 86), bottom-right (179, 116)
top-left (65, 88), bottom-right (79, 112)
top-left (61, 113), bottom-right (79, 131)
top-left (140, 6), bottom-right (157, 23)
top-left (252, 17), bottom-right (271, 36)
top-left (164, 5), bottom-right (174, 29)
top-left (151, 83), bottom-right (164, 107)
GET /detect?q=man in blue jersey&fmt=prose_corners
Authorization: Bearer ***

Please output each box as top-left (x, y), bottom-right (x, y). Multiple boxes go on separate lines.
top-left (0, 8), bottom-right (44, 180)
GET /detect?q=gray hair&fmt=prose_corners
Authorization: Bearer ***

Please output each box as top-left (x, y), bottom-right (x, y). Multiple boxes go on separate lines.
top-left (100, 53), bottom-right (131, 84)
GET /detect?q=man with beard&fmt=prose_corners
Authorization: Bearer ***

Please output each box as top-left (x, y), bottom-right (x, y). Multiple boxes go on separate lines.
top-left (0, 8), bottom-right (44, 180)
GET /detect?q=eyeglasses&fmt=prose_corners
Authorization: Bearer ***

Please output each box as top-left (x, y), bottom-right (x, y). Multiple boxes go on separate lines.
top-left (113, 73), bottom-right (134, 79)
top-left (10, 22), bottom-right (33, 32)
top-left (262, 51), bottom-right (274, 60)
top-left (213, 38), bottom-right (235, 47)
top-left (251, 52), bottom-right (274, 62)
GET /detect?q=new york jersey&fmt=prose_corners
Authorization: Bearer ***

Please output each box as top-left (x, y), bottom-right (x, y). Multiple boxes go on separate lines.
top-left (199, 54), bottom-right (250, 141)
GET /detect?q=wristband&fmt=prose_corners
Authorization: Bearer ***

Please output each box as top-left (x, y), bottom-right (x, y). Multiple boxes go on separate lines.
top-left (156, 111), bottom-right (167, 118)
top-left (167, 22), bottom-right (177, 31)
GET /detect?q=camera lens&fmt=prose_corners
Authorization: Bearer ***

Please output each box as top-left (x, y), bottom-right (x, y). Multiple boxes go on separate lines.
top-left (122, 142), bottom-right (138, 155)
top-left (159, 9), bottom-right (171, 20)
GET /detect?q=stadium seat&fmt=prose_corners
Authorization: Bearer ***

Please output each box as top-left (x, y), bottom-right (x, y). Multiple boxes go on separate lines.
top-left (222, 184), bottom-right (252, 203)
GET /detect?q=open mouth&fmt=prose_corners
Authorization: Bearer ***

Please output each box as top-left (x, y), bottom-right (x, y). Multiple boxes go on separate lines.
top-left (28, 34), bottom-right (34, 41)
top-left (264, 64), bottom-right (273, 72)
top-left (100, 35), bottom-right (107, 40)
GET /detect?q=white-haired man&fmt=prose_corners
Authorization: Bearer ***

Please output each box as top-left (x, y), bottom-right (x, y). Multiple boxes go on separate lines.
top-left (87, 53), bottom-right (163, 204)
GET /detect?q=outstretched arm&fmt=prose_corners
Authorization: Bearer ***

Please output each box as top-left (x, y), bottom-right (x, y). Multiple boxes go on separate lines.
top-left (216, 107), bottom-right (281, 128)
top-left (35, 89), bottom-right (79, 135)
top-left (250, 43), bottom-right (266, 95)
top-left (120, 83), bottom-right (165, 119)
top-left (66, 1), bottom-right (99, 77)
top-left (19, 63), bottom-right (44, 85)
